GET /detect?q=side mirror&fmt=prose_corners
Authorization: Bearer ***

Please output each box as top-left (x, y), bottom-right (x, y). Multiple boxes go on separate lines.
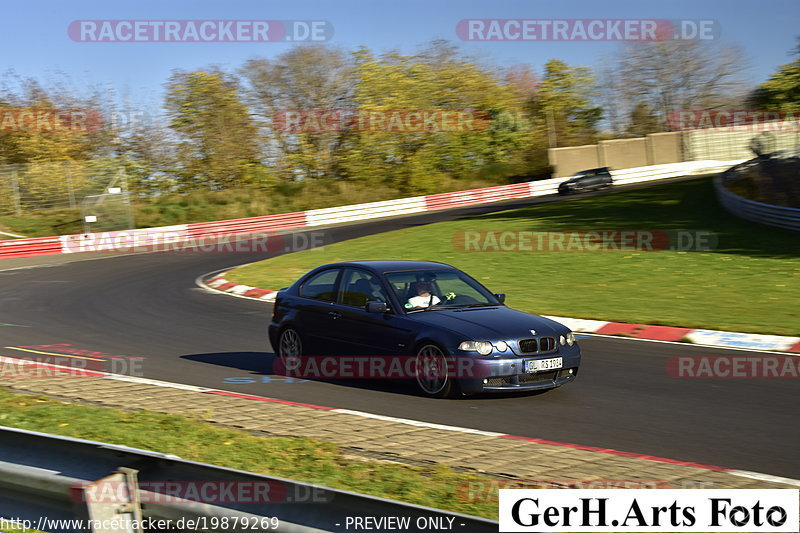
top-left (494, 293), bottom-right (506, 304)
top-left (365, 301), bottom-right (388, 313)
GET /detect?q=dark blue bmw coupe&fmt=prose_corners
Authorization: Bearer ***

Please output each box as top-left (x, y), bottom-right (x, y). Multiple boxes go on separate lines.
top-left (268, 260), bottom-right (581, 398)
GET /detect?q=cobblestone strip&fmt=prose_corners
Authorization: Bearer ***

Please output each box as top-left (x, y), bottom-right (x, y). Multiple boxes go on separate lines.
top-left (3, 376), bottom-right (797, 490)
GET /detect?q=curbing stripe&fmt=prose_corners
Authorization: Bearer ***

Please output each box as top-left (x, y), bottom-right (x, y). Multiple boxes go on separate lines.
top-left (683, 329), bottom-right (800, 352)
top-left (197, 270), bottom-right (277, 302)
top-left (594, 322), bottom-right (693, 342)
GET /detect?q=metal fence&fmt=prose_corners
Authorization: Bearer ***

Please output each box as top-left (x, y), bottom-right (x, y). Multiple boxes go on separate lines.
top-left (685, 127), bottom-right (800, 161)
top-left (0, 160), bottom-right (123, 216)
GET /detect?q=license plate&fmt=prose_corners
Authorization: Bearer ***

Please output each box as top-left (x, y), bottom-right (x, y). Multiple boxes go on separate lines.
top-left (524, 357), bottom-right (563, 373)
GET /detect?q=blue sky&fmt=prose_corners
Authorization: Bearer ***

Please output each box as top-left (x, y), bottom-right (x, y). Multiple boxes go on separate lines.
top-left (3, 0), bottom-right (799, 111)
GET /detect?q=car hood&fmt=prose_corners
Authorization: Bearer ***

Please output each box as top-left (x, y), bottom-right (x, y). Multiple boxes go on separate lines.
top-left (409, 306), bottom-right (564, 340)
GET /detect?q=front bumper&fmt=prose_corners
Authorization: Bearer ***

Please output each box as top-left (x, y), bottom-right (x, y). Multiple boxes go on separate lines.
top-left (457, 349), bottom-right (581, 394)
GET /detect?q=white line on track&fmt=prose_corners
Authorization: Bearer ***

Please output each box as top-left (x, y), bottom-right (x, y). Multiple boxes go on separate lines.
top-left (729, 470), bottom-right (800, 488)
top-left (331, 408), bottom-right (506, 437)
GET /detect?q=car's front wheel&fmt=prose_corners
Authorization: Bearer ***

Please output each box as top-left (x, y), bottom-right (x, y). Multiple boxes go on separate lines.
top-left (415, 344), bottom-right (459, 399)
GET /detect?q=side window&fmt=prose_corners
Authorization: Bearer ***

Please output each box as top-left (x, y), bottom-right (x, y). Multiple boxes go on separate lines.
top-left (340, 269), bottom-right (390, 308)
top-left (299, 269), bottom-right (340, 302)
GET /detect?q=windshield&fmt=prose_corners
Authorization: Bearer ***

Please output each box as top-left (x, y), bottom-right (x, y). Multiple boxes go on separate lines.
top-left (384, 269), bottom-right (501, 311)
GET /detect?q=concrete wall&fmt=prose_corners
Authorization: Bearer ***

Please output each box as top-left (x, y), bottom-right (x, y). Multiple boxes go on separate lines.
top-left (549, 132), bottom-right (685, 177)
top-left (548, 125), bottom-right (800, 177)
top-left (548, 145), bottom-right (600, 177)
top-left (647, 132), bottom-right (683, 164)
top-left (599, 138), bottom-right (648, 170)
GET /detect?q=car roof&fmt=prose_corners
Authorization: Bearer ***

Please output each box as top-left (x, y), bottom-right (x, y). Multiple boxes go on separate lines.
top-left (317, 260), bottom-right (456, 273)
top-left (572, 167), bottom-right (610, 176)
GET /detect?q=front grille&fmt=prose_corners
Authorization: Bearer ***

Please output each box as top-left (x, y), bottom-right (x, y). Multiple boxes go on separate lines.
top-left (539, 336), bottom-right (557, 353)
top-left (517, 337), bottom-right (557, 354)
top-left (518, 338), bottom-right (538, 353)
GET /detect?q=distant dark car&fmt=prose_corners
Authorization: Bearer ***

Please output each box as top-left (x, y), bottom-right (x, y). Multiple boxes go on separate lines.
top-left (268, 260), bottom-right (581, 398)
top-left (558, 167), bottom-right (613, 195)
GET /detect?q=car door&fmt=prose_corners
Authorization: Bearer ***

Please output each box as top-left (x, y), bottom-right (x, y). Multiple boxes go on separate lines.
top-left (584, 170), bottom-right (602, 190)
top-left (332, 268), bottom-right (415, 357)
top-left (573, 172), bottom-right (591, 191)
top-left (295, 268), bottom-right (344, 354)
top-left (600, 169), bottom-right (613, 187)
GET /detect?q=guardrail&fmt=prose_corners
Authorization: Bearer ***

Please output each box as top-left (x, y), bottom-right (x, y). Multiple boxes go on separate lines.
top-left (0, 425), bottom-right (497, 533)
top-left (0, 160), bottom-right (742, 259)
top-left (715, 174), bottom-right (800, 231)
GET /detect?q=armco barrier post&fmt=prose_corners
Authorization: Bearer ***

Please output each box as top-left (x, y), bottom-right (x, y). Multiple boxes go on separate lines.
top-left (72, 468), bottom-right (143, 533)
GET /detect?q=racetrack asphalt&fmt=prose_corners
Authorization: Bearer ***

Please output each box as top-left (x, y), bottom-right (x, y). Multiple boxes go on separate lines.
top-left (1, 179), bottom-right (797, 479)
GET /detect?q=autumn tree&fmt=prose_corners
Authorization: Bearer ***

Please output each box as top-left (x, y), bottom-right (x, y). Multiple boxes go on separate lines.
top-left (747, 37), bottom-right (800, 110)
top-left (627, 102), bottom-right (662, 136)
top-left (240, 45), bottom-right (354, 182)
top-left (608, 40), bottom-right (747, 130)
top-left (526, 59), bottom-right (603, 148)
top-left (341, 43), bottom-right (533, 193)
top-left (164, 69), bottom-right (264, 191)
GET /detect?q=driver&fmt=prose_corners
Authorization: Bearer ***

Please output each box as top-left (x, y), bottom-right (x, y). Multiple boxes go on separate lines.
top-left (407, 282), bottom-right (440, 308)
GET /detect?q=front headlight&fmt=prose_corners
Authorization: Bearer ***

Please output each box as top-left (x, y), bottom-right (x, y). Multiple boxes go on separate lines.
top-left (559, 335), bottom-right (566, 346)
top-left (458, 341), bottom-right (493, 355)
top-left (566, 332), bottom-right (576, 346)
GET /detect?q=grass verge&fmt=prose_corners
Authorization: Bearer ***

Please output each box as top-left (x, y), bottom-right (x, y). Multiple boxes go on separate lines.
top-left (228, 178), bottom-right (799, 336)
top-left (0, 387), bottom-right (497, 519)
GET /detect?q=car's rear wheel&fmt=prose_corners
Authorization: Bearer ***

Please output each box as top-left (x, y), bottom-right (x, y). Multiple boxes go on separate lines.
top-left (415, 344), bottom-right (459, 399)
top-left (277, 327), bottom-right (303, 376)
